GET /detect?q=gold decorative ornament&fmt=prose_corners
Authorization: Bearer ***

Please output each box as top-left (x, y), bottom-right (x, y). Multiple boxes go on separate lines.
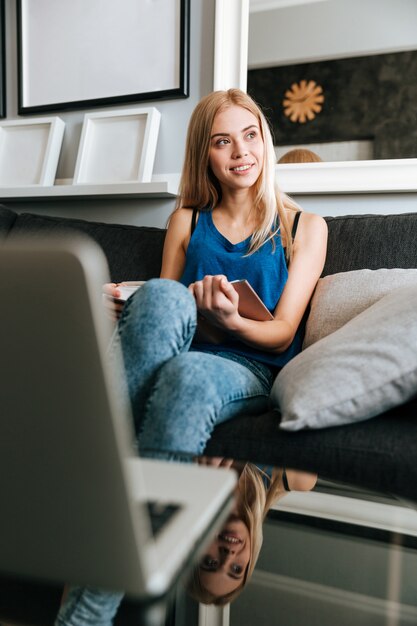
top-left (282, 80), bottom-right (324, 124)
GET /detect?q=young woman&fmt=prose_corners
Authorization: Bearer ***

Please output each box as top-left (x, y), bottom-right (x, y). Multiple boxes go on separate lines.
top-left (103, 87), bottom-right (327, 461)
top-left (55, 88), bottom-right (327, 624)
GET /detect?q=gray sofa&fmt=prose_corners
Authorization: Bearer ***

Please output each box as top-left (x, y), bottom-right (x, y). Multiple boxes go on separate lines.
top-left (1, 203), bottom-right (417, 624)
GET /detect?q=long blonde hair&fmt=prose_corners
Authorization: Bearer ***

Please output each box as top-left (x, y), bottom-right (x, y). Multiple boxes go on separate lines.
top-left (175, 89), bottom-right (301, 259)
top-left (186, 463), bottom-right (286, 606)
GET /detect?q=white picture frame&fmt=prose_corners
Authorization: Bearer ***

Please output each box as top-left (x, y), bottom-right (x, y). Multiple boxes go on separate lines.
top-left (0, 117), bottom-right (65, 187)
top-left (73, 108), bottom-right (161, 186)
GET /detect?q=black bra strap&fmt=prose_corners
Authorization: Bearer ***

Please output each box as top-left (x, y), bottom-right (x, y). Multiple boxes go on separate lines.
top-left (291, 210), bottom-right (301, 242)
top-left (191, 208), bottom-right (198, 236)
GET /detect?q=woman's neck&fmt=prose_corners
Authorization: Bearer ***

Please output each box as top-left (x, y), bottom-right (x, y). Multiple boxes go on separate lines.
top-left (215, 187), bottom-right (255, 222)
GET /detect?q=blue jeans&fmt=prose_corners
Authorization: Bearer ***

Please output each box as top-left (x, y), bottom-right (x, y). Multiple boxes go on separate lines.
top-left (55, 279), bottom-right (274, 625)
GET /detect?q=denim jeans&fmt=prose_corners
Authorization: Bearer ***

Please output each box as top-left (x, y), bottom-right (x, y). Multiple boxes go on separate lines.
top-left (55, 279), bottom-right (274, 625)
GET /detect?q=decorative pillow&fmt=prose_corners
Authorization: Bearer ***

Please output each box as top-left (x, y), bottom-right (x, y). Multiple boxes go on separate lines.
top-left (271, 284), bottom-right (417, 431)
top-left (304, 268), bottom-right (417, 348)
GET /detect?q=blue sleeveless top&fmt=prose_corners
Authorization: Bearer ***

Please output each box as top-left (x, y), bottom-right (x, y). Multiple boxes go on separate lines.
top-left (180, 210), bottom-right (304, 369)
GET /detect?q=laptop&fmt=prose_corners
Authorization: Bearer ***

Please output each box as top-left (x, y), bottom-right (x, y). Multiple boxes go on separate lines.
top-left (0, 235), bottom-right (236, 599)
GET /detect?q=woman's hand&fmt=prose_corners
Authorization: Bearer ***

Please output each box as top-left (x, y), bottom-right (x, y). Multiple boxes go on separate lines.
top-left (189, 275), bottom-right (241, 331)
top-left (102, 282), bottom-right (126, 322)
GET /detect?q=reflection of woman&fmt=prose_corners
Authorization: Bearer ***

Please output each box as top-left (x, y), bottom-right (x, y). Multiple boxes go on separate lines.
top-left (189, 459), bottom-right (317, 605)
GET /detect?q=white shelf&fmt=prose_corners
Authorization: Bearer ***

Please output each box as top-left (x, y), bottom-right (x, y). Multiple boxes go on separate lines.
top-left (274, 490), bottom-right (417, 536)
top-left (0, 174), bottom-right (179, 201)
top-left (2, 159), bottom-right (416, 201)
top-left (277, 158), bottom-right (417, 194)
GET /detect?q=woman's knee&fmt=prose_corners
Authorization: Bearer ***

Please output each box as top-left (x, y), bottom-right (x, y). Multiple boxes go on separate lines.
top-left (118, 278), bottom-right (197, 341)
top-left (132, 279), bottom-right (195, 315)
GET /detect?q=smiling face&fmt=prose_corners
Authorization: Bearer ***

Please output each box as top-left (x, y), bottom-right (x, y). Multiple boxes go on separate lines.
top-left (209, 104), bottom-right (265, 195)
top-left (198, 513), bottom-right (251, 596)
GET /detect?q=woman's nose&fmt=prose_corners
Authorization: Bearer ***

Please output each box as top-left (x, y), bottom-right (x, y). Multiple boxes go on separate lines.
top-left (232, 142), bottom-right (248, 159)
top-left (219, 545), bottom-right (236, 556)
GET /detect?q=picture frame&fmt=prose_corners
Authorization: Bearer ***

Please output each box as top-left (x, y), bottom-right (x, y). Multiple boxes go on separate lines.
top-left (0, 117), bottom-right (65, 187)
top-left (73, 107), bottom-right (161, 185)
top-left (17, 0), bottom-right (190, 114)
top-left (0, 0), bottom-right (5, 118)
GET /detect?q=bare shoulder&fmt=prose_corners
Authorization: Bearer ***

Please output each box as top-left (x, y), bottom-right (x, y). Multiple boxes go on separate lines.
top-left (166, 207), bottom-right (194, 243)
top-left (168, 207), bottom-right (194, 231)
top-left (161, 208), bottom-right (194, 279)
top-left (297, 211), bottom-right (328, 240)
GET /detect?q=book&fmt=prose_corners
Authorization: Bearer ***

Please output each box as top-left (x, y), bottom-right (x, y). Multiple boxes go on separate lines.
top-left (231, 279), bottom-right (274, 321)
top-left (110, 281), bottom-right (145, 303)
top-left (107, 279), bottom-right (273, 322)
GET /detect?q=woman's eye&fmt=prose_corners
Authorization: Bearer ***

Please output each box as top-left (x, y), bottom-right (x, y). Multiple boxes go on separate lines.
top-left (246, 131), bottom-right (256, 140)
top-left (216, 138), bottom-right (229, 146)
top-left (202, 556), bottom-right (218, 569)
top-left (231, 564), bottom-right (243, 575)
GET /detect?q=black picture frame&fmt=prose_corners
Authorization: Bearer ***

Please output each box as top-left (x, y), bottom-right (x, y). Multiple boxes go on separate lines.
top-left (17, 0), bottom-right (190, 115)
top-left (0, 0), bottom-right (6, 119)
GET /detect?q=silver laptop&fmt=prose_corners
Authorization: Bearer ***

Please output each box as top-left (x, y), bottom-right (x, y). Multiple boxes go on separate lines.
top-left (0, 235), bottom-right (236, 599)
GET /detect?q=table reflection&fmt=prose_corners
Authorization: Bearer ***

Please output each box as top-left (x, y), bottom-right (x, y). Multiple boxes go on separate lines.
top-left (185, 459), bottom-right (317, 606)
top-left (177, 456), bottom-right (417, 626)
top-left (227, 478), bottom-right (417, 626)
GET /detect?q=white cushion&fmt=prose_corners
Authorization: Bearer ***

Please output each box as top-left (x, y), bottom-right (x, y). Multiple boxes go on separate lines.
top-left (272, 284), bottom-right (417, 431)
top-left (304, 268), bottom-right (417, 348)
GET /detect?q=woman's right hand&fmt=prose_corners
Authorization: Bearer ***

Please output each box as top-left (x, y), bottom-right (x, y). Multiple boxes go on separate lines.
top-left (102, 282), bottom-right (125, 322)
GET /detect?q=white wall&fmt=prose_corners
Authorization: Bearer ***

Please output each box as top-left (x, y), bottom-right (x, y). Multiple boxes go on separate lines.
top-left (248, 0), bottom-right (417, 68)
top-left (4, 1), bottom-right (417, 227)
top-left (6, 1), bottom-right (215, 179)
top-left (4, 0), bottom-right (216, 228)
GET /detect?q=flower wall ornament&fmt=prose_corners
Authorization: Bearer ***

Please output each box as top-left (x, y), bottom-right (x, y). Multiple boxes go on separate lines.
top-left (283, 80), bottom-right (324, 123)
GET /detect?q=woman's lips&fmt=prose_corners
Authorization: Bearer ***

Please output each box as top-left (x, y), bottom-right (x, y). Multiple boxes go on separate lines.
top-left (218, 531), bottom-right (243, 544)
top-left (230, 163), bottom-right (254, 173)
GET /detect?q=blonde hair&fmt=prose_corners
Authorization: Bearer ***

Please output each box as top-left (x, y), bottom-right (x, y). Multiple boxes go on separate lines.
top-left (186, 463), bottom-right (286, 606)
top-left (175, 89), bottom-right (301, 259)
top-left (278, 148), bottom-right (323, 164)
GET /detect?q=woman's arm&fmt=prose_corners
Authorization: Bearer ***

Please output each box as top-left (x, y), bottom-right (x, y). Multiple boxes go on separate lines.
top-left (284, 468), bottom-right (318, 491)
top-left (190, 212), bottom-right (328, 352)
top-left (159, 208), bottom-right (192, 279)
top-left (101, 209), bottom-right (191, 321)
top-left (160, 209), bottom-right (227, 343)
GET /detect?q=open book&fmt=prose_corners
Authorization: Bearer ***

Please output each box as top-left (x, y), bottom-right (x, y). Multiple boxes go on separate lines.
top-left (110, 281), bottom-right (145, 303)
top-left (108, 279), bottom-right (273, 321)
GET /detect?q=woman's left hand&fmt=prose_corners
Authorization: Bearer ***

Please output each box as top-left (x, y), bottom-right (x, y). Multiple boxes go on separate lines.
top-left (189, 275), bottom-right (240, 330)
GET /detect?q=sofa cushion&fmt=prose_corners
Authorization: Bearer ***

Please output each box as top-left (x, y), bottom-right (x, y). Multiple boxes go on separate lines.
top-left (323, 213), bottom-right (417, 276)
top-left (10, 211), bottom-right (166, 283)
top-left (0, 205), bottom-right (17, 238)
top-left (207, 401), bottom-right (417, 501)
top-left (304, 268), bottom-right (417, 348)
top-left (271, 284), bottom-right (417, 431)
